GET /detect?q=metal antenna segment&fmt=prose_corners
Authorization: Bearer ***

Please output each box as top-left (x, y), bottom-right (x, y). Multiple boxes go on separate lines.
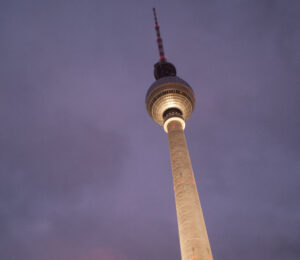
top-left (153, 8), bottom-right (166, 62)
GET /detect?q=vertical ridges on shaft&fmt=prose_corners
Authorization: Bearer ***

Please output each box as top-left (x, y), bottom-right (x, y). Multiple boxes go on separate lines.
top-left (153, 8), bottom-right (166, 62)
top-left (166, 120), bottom-right (213, 260)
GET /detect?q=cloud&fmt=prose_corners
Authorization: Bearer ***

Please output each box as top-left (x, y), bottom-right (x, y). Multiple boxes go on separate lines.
top-left (0, 110), bottom-right (128, 259)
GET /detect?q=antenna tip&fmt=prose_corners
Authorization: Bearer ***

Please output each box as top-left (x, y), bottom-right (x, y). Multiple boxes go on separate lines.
top-left (153, 8), bottom-right (157, 16)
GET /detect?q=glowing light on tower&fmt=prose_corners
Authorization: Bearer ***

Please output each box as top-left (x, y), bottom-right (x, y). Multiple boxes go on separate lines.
top-left (145, 8), bottom-right (213, 260)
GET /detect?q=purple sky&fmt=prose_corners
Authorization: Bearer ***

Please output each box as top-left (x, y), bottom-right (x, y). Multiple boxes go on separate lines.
top-left (1, 0), bottom-right (300, 259)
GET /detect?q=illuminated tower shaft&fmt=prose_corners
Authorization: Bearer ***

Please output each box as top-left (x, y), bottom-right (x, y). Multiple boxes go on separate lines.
top-left (166, 119), bottom-right (212, 260)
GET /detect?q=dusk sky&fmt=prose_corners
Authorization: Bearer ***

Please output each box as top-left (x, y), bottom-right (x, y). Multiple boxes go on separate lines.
top-left (1, 0), bottom-right (300, 259)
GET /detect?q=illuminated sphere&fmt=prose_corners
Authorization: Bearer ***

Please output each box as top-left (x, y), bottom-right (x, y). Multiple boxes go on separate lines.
top-left (145, 76), bottom-right (195, 126)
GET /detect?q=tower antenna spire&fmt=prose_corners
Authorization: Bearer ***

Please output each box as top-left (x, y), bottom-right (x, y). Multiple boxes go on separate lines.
top-left (153, 8), bottom-right (166, 62)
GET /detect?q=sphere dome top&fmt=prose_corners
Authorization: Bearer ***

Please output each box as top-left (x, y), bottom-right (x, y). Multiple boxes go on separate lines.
top-left (146, 76), bottom-right (193, 98)
top-left (145, 76), bottom-right (195, 126)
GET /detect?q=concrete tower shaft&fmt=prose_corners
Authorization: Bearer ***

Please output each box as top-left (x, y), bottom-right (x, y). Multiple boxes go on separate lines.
top-left (165, 119), bottom-right (213, 260)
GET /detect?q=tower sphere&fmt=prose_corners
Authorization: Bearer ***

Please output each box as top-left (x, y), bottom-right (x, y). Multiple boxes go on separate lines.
top-left (145, 76), bottom-right (195, 126)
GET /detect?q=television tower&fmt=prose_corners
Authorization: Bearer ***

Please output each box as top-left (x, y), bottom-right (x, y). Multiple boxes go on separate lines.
top-left (145, 8), bottom-right (213, 260)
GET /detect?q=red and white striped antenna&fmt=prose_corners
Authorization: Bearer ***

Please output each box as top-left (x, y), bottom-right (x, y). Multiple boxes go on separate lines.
top-left (153, 8), bottom-right (166, 63)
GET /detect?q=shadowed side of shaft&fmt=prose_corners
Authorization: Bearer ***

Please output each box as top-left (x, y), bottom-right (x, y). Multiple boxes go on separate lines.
top-left (166, 119), bottom-right (213, 260)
